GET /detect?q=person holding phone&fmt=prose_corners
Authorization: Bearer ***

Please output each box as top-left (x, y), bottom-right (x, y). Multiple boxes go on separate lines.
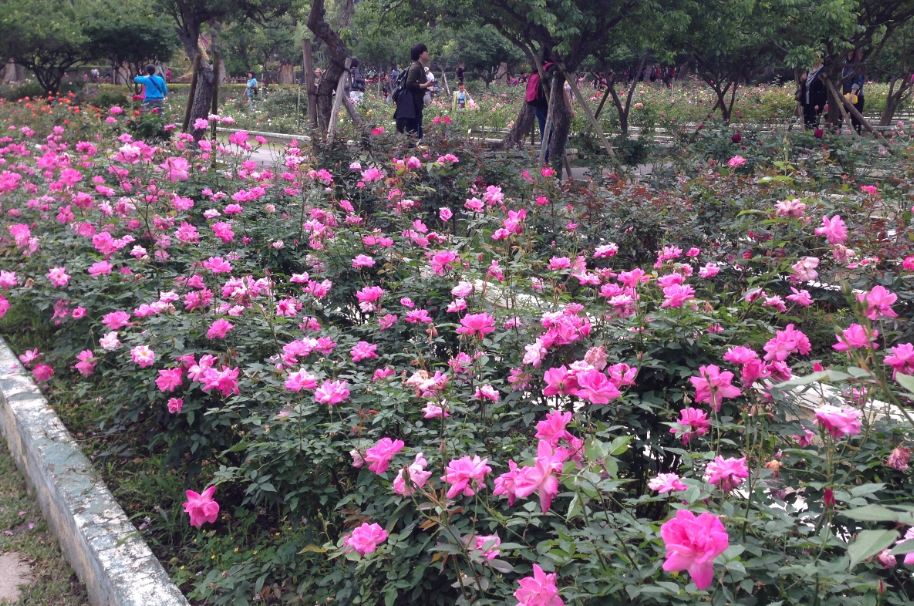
top-left (133, 65), bottom-right (168, 113)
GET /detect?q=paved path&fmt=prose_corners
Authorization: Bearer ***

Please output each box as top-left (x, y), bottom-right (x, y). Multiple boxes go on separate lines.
top-left (0, 434), bottom-right (87, 605)
top-left (235, 140), bottom-right (658, 181)
top-left (0, 552), bottom-right (32, 603)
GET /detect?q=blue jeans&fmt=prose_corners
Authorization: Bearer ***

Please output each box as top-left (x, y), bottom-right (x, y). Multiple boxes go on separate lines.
top-left (534, 104), bottom-right (547, 138)
top-left (533, 104), bottom-right (549, 162)
top-left (142, 99), bottom-right (164, 113)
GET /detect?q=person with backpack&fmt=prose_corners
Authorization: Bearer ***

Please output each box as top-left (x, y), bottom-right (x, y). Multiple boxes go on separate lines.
top-left (245, 71), bottom-right (258, 109)
top-left (349, 58), bottom-right (366, 104)
top-left (393, 43), bottom-right (433, 138)
top-left (133, 65), bottom-right (168, 112)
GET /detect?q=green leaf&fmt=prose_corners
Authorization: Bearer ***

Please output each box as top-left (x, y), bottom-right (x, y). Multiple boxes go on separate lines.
top-left (896, 373), bottom-right (914, 395)
top-left (774, 370), bottom-right (831, 387)
top-left (848, 483), bottom-right (886, 497)
top-left (847, 530), bottom-right (898, 569)
top-left (488, 559), bottom-right (514, 574)
top-left (841, 504), bottom-right (901, 522)
top-left (846, 367), bottom-right (872, 379)
top-left (566, 494), bottom-right (583, 521)
top-left (609, 435), bottom-right (632, 456)
top-left (890, 540), bottom-right (914, 556)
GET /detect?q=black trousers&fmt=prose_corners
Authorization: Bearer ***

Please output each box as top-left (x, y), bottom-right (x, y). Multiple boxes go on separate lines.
top-left (802, 103), bottom-right (821, 129)
top-left (850, 94), bottom-right (865, 134)
top-left (396, 118), bottom-right (418, 135)
top-left (396, 110), bottom-right (423, 138)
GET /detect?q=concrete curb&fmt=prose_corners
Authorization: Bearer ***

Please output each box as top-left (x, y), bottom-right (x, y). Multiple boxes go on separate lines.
top-left (0, 337), bottom-right (189, 606)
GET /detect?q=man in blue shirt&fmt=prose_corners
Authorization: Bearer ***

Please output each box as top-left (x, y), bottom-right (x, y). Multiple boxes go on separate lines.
top-left (133, 65), bottom-right (168, 112)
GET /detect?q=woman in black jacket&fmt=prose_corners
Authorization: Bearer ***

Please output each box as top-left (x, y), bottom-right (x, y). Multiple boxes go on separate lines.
top-left (800, 64), bottom-right (827, 129)
top-left (394, 43), bottom-right (433, 138)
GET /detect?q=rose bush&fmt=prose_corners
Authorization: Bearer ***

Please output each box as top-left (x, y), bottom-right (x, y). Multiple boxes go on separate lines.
top-left (1, 95), bottom-right (914, 605)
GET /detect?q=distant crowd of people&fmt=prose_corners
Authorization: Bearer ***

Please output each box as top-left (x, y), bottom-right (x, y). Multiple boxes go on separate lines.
top-left (114, 43), bottom-right (882, 134)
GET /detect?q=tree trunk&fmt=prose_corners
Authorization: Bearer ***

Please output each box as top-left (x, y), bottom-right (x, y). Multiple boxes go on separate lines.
top-left (278, 63), bottom-right (295, 84)
top-left (824, 75), bottom-right (854, 134)
top-left (189, 63), bottom-right (215, 140)
top-left (2, 60), bottom-right (25, 83)
top-left (30, 63), bottom-right (72, 95)
top-left (823, 76), bottom-right (893, 151)
top-left (303, 37), bottom-right (318, 129)
top-left (710, 83), bottom-right (733, 123)
top-left (182, 53), bottom-right (202, 132)
top-left (725, 82), bottom-right (738, 123)
top-left (327, 62), bottom-right (348, 142)
top-left (494, 62), bottom-right (509, 84)
top-left (210, 50), bottom-right (220, 143)
top-left (545, 74), bottom-right (572, 172)
top-left (822, 61), bottom-right (843, 125)
top-left (341, 86), bottom-right (367, 131)
top-left (880, 78), bottom-right (912, 126)
top-left (502, 101), bottom-right (535, 149)
top-left (607, 84), bottom-right (627, 135)
top-left (308, 0), bottom-right (356, 136)
top-left (593, 84), bottom-right (611, 120)
top-left (114, 62), bottom-right (132, 85)
top-left (216, 56), bottom-right (227, 84)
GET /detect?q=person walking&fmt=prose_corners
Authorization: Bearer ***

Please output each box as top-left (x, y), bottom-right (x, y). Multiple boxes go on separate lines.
top-left (245, 71), bottom-right (258, 109)
top-left (394, 43), bottom-right (433, 138)
top-left (349, 59), bottom-right (366, 104)
top-left (133, 65), bottom-right (168, 112)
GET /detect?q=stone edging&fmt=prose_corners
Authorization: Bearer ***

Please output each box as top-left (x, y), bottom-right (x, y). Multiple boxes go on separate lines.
top-left (0, 337), bottom-right (189, 606)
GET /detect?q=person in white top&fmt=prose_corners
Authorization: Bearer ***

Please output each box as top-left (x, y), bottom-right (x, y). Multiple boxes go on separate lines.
top-left (423, 67), bottom-right (436, 106)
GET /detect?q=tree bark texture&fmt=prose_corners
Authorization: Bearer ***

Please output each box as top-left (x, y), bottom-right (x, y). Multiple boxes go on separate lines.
top-left (545, 75), bottom-right (572, 172)
top-left (502, 101), bottom-right (536, 149)
top-left (307, 0), bottom-right (353, 135)
top-left (302, 37), bottom-right (318, 129)
top-left (880, 77), bottom-right (912, 126)
top-left (2, 60), bottom-right (26, 83)
top-left (327, 61), bottom-right (348, 142)
top-left (182, 53), bottom-right (201, 132)
top-left (278, 63), bottom-right (295, 84)
top-left (189, 61), bottom-right (215, 141)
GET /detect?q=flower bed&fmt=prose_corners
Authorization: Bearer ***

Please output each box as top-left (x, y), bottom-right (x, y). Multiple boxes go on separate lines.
top-left (1, 96), bottom-right (914, 605)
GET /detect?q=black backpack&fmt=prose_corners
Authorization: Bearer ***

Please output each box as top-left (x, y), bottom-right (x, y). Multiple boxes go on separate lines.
top-left (391, 67), bottom-right (410, 103)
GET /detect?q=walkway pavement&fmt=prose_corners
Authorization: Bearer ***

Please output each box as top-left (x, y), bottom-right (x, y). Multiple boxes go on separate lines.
top-left (0, 435), bottom-right (87, 605)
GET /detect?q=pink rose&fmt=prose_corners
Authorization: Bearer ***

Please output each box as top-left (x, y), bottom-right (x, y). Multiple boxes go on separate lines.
top-left (183, 486), bottom-right (220, 527)
top-left (660, 509), bottom-right (729, 590)
top-left (345, 522), bottom-right (388, 555)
